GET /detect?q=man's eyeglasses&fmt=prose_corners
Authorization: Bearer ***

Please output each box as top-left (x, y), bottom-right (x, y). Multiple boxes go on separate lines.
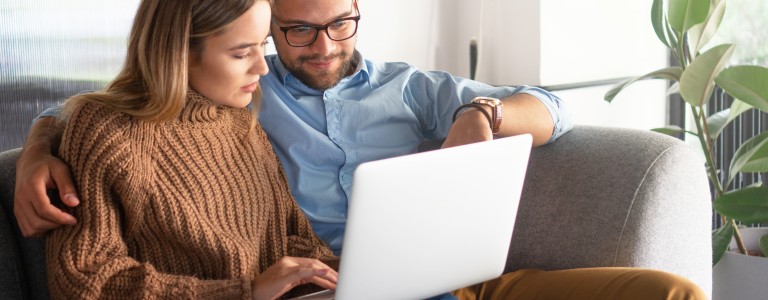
top-left (272, 13), bottom-right (361, 47)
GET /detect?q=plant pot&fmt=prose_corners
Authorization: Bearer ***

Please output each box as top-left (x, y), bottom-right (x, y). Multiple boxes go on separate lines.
top-left (712, 227), bottom-right (768, 300)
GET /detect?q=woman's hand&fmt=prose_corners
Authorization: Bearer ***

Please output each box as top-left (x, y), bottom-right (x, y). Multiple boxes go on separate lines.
top-left (251, 256), bottom-right (338, 300)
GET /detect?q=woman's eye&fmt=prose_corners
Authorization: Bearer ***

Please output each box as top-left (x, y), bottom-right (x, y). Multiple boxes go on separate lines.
top-left (234, 53), bottom-right (251, 60)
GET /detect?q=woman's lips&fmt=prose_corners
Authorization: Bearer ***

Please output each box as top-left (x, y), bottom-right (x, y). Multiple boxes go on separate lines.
top-left (241, 81), bottom-right (259, 93)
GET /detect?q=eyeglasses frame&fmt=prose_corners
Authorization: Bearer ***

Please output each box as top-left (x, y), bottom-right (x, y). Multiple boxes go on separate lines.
top-left (272, 3), bottom-right (361, 47)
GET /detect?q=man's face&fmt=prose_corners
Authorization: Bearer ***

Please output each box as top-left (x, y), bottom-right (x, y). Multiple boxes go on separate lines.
top-left (271, 0), bottom-right (358, 90)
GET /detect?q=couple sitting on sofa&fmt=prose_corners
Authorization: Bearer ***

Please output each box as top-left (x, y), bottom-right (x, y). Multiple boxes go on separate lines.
top-left (11, 0), bottom-right (706, 299)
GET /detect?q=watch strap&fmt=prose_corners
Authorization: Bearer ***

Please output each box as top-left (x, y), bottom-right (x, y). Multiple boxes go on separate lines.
top-left (452, 103), bottom-right (493, 132)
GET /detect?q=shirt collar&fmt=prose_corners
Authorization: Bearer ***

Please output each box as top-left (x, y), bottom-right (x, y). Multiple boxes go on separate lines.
top-left (271, 50), bottom-right (371, 90)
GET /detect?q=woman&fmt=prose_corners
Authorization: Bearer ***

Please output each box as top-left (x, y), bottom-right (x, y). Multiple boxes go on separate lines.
top-left (46, 0), bottom-right (337, 299)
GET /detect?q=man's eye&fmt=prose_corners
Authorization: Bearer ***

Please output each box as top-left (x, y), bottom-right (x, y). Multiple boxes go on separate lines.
top-left (289, 26), bottom-right (313, 35)
top-left (329, 20), bottom-right (348, 29)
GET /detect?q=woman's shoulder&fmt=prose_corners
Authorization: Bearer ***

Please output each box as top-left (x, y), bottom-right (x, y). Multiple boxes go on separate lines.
top-left (68, 100), bottom-right (133, 130)
top-left (59, 101), bottom-right (136, 165)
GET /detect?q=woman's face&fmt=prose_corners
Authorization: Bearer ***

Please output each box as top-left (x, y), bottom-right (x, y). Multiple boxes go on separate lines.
top-left (188, 1), bottom-right (271, 108)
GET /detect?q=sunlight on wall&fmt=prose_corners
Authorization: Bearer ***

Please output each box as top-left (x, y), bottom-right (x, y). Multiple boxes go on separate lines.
top-left (555, 81), bottom-right (668, 130)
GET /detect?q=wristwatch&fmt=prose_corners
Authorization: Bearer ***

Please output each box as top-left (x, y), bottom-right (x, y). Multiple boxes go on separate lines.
top-left (471, 97), bottom-right (503, 133)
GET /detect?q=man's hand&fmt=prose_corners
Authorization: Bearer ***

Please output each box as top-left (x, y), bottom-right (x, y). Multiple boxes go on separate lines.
top-left (251, 257), bottom-right (338, 300)
top-left (14, 117), bottom-right (79, 237)
top-left (442, 108), bottom-right (493, 148)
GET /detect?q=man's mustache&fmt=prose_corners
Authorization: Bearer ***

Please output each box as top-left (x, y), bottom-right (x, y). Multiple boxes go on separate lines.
top-left (298, 51), bottom-right (348, 64)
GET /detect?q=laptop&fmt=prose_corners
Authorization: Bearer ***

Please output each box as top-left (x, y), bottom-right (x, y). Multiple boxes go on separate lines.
top-left (292, 134), bottom-right (533, 300)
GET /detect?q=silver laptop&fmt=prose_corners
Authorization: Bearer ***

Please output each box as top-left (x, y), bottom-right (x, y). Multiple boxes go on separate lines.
top-left (292, 134), bottom-right (533, 300)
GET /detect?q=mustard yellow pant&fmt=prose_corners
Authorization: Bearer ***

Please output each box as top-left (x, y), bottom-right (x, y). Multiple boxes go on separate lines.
top-left (452, 268), bottom-right (707, 300)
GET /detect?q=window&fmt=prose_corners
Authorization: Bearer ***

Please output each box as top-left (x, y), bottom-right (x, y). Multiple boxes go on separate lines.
top-left (0, 1), bottom-right (139, 152)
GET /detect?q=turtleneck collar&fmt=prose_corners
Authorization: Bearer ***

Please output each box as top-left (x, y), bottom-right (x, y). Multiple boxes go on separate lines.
top-left (177, 88), bottom-right (226, 124)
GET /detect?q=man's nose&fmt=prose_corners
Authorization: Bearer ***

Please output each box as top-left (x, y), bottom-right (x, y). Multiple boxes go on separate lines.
top-left (308, 30), bottom-right (336, 56)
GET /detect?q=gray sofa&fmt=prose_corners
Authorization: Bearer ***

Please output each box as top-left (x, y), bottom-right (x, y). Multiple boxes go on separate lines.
top-left (0, 125), bottom-right (712, 299)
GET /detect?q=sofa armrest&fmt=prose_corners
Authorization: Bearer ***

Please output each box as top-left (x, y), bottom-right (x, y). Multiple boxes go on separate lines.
top-left (0, 195), bottom-right (26, 299)
top-left (507, 125), bottom-right (711, 296)
top-left (0, 148), bottom-right (49, 300)
top-left (0, 148), bottom-right (25, 299)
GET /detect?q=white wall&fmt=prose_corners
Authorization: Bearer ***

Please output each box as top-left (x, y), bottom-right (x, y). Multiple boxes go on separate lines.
top-left (354, 0), bottom-right (670, 131)
top-left (355, 0), bottom-right (440, 71)
top-left (539, 0), bottom-right (668, 85)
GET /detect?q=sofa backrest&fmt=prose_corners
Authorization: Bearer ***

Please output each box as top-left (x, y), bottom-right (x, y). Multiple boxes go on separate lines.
top-left (0, 79), bottom-right (104, 153)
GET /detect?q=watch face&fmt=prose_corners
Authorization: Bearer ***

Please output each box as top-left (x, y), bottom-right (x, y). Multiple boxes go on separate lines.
top-left (470, 97), bottom-right (502, 133)
top-left (472, 97), bottom-right (502, 106)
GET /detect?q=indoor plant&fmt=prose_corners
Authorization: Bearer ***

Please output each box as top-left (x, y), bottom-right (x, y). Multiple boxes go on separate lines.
top-left (604, 0), bottom-right (768, 265)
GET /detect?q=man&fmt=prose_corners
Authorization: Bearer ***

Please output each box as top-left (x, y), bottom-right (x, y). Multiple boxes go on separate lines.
top-left (14, 0), bottom-right (705, 298)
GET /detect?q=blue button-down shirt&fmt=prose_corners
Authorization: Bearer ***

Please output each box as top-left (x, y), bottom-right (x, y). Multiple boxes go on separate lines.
top-left (260, 51), bottom-right (571, 254)
top-left (37, 51), bottom-right (571, 254)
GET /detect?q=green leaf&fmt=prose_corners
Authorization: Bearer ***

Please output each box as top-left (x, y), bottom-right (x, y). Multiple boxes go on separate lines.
top-left (667, 82), bottom-right (680, 95)
top-left (651, 125), bottom-right (694, 137)
top-left (746, 181), bottom-right (764, 189)
top-left (713, 220), bottom-right (734, 265)
top-left (742, 148), bottom-right (768, 173)
top-left (679, 44), bottom-right (734, 106)
top-left (729, 131), bottom-right (768, 182)
top-left (668, 0), bottom-right (710, 34)
top-left (737, 129), bottom-right (768, 172)
top-left (604, 67), bottom-right (683, 102)
top-left (652, 0), bottom-right (673, 48)
top-left (716, 65), bottom-right (768, 113)
top-left (760, 234), bottom-right (768, 257)
top-left (664, 13), bottom-right (680, 48)
top-left (714, 186), bottom-right (768, 224)
top-left (688, 0), bottom-right (727, 54)
top-left (728, 99), bottom-right (754, 122)
top-left (709, 100), bottom-right (754, 140)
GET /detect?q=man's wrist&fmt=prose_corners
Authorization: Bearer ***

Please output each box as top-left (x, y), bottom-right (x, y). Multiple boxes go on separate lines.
top-left (452, 103), bottom-right (493, 131)
top-left (22, 117), bottom-right (63, 157)
top-left (451, 104), bottom-right (495, 135)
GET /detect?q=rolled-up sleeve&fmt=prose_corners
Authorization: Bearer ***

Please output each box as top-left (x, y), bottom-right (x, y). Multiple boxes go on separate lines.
top-left (32, 104), bottom-right (63, 124)
top-left (514, 86), bottom-right (572, 144)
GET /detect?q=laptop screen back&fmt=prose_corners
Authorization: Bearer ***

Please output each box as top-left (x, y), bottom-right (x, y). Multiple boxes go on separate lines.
top-left (335, 134), bottom-right (533, 300)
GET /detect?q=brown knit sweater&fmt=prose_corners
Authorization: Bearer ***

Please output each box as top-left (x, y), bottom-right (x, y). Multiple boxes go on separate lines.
top-left (47, 90), bottom-right (336, 299)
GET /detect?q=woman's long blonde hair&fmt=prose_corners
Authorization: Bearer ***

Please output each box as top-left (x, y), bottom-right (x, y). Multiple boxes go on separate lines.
top-left (62, 0), bottom-right (265, 122)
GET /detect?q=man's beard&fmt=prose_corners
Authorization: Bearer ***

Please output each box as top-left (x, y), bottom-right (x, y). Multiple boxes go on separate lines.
top-left (284, 51), bottom-right (353, 91)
